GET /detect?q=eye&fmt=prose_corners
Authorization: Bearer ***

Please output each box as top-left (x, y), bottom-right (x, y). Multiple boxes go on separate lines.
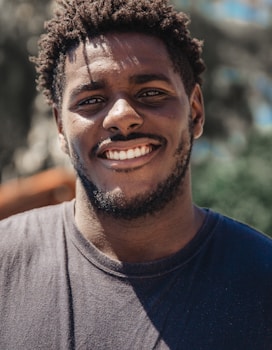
top-left (136, 89), bottom-right (169, 106)
top-left (78, 96), bottom-right (105, 106)
top-left (139, 89), bottom-right (164, 98)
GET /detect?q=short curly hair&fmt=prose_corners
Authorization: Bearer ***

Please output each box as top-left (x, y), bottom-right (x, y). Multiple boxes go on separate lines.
top-left (32, 0), bottom-right (206, 106)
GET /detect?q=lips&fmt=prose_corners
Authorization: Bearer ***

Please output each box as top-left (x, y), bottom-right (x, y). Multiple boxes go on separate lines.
top-left (95, 137), bottom-right (164, 166)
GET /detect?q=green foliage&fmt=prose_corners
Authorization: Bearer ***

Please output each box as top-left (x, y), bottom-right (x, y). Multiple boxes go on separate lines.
top-left (192, 131), bottom-right (272, 236)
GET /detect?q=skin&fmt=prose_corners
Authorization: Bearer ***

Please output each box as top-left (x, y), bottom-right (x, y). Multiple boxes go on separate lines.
top-left (54, 32), bottom-right (206, 263)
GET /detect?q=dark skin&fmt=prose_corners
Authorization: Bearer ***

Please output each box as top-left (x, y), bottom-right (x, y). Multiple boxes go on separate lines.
top-left (54, 32), bottom-right (206, 263)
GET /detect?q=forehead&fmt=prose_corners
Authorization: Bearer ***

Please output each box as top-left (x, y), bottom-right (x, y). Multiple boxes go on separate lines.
top-left (64, 32), bottom-right (177, 83)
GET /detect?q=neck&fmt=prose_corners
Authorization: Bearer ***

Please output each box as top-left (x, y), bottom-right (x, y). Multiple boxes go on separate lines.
top-left (74, 178), bottom-right (206, 263)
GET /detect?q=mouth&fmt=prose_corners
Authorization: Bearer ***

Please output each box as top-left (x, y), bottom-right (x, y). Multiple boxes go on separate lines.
top-left (95, 136), bottom-right (164, 170)
top-left (102, 144), bottom-right (159, 161)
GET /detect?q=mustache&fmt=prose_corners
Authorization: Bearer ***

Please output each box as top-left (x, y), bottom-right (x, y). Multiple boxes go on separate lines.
top-left (108, 132), bottom-right (165, 143)
top-left (91, 132), bottom-right (166, 154)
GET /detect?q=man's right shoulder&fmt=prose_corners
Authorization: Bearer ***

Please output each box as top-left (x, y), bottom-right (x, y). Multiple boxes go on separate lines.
top-left (0, 202), bottom-right (69, 253)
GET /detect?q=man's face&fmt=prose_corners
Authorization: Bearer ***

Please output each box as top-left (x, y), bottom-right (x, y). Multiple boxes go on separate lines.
top-left (55, 32), bottom-right (204, 219)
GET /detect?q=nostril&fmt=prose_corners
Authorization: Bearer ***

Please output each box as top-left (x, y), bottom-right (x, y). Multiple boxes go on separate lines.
top-left (107, 122), bottom-right (142, 134)
top-left (129, 123), bottom-right (141, 130)
top-left (108, 126), bottom-right (119, 133)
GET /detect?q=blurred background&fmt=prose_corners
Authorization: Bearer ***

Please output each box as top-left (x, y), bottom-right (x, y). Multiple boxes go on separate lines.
top-left (0, 0), bottom-right (272, 234)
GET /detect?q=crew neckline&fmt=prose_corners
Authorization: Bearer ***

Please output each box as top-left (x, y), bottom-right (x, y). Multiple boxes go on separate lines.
top-left (63, 200), bottom-right (221, 279)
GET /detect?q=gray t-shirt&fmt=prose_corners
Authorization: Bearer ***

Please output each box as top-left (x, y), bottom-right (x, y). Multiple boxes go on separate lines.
top-left (0, 201), bottom-right (272, 349)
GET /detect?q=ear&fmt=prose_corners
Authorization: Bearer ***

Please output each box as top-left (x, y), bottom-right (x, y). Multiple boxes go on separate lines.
top-left (53, 105), bottom-right (69, 155)
top-left (190, 84), bottom-right (205, 140)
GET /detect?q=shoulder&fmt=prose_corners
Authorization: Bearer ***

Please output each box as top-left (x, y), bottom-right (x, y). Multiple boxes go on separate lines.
top-left (0, 201), bottom-right (74, 256)
top-left (215, 212), bottom-right (272, 249)
top-left (209, 211), bottom-right (272, 275)
top-left (0, 201), bottom-right (68, 232)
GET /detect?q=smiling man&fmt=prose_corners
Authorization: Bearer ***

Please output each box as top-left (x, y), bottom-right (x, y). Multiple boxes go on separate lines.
top-left (0, 1), bottom-right (272, 349)
top-left (60, 32), bottom-right (204, 233)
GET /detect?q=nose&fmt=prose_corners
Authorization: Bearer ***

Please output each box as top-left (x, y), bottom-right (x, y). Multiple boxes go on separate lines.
top-left (103, 98), bottom-right (143, 135)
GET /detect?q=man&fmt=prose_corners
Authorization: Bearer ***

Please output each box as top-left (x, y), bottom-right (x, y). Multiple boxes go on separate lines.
top-left (0, 0), bottom-right (271, 349)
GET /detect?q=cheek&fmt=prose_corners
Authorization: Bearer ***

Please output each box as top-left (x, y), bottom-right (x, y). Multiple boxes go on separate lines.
top-left (68, 132), bottom-right (93, 163)
top-left (158, 100), bottom-right (190, 125)
top-left (63, 116), bottom-right (96, 156)
top-left (162, 115), bottom-right (191, 150)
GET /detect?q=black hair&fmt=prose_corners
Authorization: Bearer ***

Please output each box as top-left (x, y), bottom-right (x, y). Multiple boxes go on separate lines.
top-left (32, 0), bottom-right (206, 105)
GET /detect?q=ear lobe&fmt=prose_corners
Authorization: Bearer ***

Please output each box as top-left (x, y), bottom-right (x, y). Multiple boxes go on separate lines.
top-left (53, 105), bottom-right (69, 155)
top-left (190, 84), bottom-right (205, 140)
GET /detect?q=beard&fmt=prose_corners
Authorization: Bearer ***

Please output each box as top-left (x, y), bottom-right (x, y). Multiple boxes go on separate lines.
top-left (72, 119), bottom-right (194, 220)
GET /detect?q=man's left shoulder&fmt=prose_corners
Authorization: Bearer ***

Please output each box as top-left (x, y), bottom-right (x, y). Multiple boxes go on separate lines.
top-left (220, 213), bottom-right (272, 245)
top-left (213, 212), bottom-right (272, 271)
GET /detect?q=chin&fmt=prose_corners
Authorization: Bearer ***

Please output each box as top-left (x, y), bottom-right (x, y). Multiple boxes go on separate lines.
top-left (76, 165), bottom-right (187, 220)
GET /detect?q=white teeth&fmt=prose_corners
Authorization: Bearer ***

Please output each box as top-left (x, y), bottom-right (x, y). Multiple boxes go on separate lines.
top-left (113, 151), bottom-right (120, 160)
top-left (134, 148), bottom-right (141, 157)
top-left (127, 149), bottom-right (134, 158)
top-left (119, 151), bottom-right (127, 160)
top-left (109, 151), bottom-right (115, 159)
top-left (141, 146), bottom-right (148, 155)
top-left (105, 145), bottom-right (152, 160)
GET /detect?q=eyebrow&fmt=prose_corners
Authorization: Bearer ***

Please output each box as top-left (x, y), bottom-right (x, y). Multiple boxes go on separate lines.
top-left (129, 73), bottom-right (172, 85)
top-left (69, 80), bottom-right (106, 100)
